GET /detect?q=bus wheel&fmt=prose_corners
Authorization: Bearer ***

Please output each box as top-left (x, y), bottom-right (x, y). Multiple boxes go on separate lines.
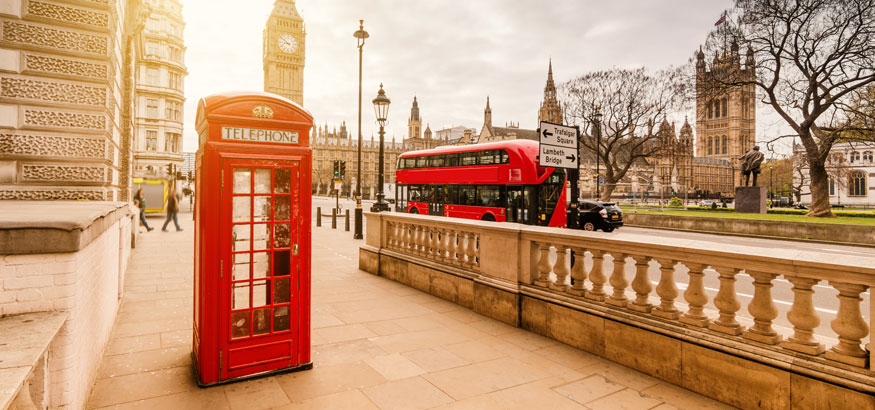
top-left (482, 213), bottom-right (495, 222)
top-left (409, 208), bottom-right (419, 214)
top-left (583, 222), bottom-right (595, 231)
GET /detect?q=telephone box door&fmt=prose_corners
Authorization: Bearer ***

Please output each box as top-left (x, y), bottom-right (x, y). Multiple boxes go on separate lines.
top-left (221, 158), bottom-right (301, 380)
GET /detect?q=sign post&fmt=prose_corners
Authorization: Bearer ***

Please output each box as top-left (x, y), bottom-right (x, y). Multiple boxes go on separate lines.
top-left (539, 121), bottom-right (580, 228)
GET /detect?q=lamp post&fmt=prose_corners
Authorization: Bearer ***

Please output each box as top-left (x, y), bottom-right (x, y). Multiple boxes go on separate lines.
top-left (769, 165), bottom-right (774, 207)
top-left (593, 107), bottom-right (603, 200)
top-left (353, 20), bottom-right (368, 239)
top-left (371, 84), bottom-right (391, 212)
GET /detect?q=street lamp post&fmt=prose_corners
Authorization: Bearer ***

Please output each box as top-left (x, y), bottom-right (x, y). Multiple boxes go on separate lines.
top-left (371, 84), bottom-right (391, 212)
top-left (353, 20), bottom-right (369, 239)
top-left (593, 107), bottom-right (603, 200)
top-left (769, 165), bottom-right (773, 207)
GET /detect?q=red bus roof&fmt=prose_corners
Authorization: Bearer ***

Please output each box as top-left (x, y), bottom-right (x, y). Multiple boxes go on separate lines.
top-left (399, 139), bottom-right (539, 158)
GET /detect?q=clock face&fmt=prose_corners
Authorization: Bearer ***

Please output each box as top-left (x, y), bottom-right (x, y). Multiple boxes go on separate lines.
top-left (278, 34), bottom-right (298, 54)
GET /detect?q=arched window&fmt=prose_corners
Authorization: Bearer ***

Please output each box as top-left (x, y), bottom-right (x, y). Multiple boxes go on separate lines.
top-left (722, 136), bottom-right (728, 154)
top-left (829, 178), bottom-right (835, 196)
top-left (708, 137), bottom-right (713, 155)
top-left (849, 171), bottom-right (867, 196)
top-left (707, 101), bottom-right (713, 118)
top-left (862, 151), bottom-right (872, 162)
top-left (714, 100), bottom-right (720, 118)
top-left (722, 98), bottom-right (728, 116)
top-left (850, 151), bottom-right (860, 163)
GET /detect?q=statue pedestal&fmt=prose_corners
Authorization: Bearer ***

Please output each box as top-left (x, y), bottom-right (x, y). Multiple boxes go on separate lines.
top-left (735, 186), bottom-right (767, 214)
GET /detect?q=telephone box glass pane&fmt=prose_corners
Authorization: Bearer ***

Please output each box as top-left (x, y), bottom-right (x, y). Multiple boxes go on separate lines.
top-left (232, 225), bottom-right (250, 251)
top-left (273, 250), bottom-right (290, 276)
top-left (273, 277), bottom-right (290, 303)
top-left (233, 282), bottom-right (250, 309)
top-left (254, 197), bottom-right (271, 222)
top-left (232, 253), bottom-right (250, 280)
top-left (274, 223), bottom-right (290, 248)
top-left (253, 252), bottom-right (269, 279)
top-left (274, 306), bottom-right (290, 331)
top-left (233, 197), bottom-right (251, 222)
top-left (252, 280), bottom-right (269, 307)
top-left (253, 308), bottom-right (270, 335)
top-left (233, 168), bottom-right (251, 193)
top-left (252, 224), bottom-right (269, 250)
top-left (231, 311), bottom-right (250, 339)
top-left (254, 169), bottom-right (271, 193)
top-left (274, 196), bottom-right (290, 221)
top-left (274, 169), bottom-right (290, 193)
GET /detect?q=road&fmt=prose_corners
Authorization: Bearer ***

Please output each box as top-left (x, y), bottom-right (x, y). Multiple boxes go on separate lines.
top-left (310, 197), bottom-right (869, 343)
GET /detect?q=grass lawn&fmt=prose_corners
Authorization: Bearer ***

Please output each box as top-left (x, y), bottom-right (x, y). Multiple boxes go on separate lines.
top-left (622, 208), bottom-right (875, 226)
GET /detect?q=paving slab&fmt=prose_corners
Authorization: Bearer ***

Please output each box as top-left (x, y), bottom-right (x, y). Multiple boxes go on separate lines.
top-left (86, 211), bottom-right (731, 409)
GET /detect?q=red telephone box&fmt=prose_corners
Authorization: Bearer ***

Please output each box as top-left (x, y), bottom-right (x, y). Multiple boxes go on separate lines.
top-left (193, 91), bottom-right (313, 385)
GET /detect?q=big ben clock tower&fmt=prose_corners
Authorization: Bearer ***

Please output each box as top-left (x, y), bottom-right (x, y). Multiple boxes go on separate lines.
top-left (263, 0), bottom-right (306, 105)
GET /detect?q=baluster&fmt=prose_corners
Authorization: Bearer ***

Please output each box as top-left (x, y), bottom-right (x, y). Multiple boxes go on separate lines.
top-left (464, 232), bottom-right (477, 268)
top-left (825, 282), bottom-right (869, 367)
top-left (628, 255), bottom-right (653, 313)
top-left (435, 229), bottom-right (447, 261)
top-left (549, 246), bottom-right (569, 291)
top-left (680, 263), bottom-right (709, 327)
top-left (416, 225), bottom-right (425, 255)
top-left (743, 271), bottom-right (781, 344)
top-left (567, 247), bottom-right (586, 296)
top-left (709, 267), bottom-right (743, 334)
top-left (606, 253), bottom-right (629, 307)
top-left (652, 258), bottom-right (679, 319)
top-left (425, 227), bottom-right (435, 258)
top-left (781, 277), bottom-right (825, 355)
top-left (586, 250), bottom-right (607, 301)
top-left (391, 222), bottom-right (399, 249)
top-left (534, 243), bottom-right (552, 287)
top-left (405, 224), bottom-right (413, 252)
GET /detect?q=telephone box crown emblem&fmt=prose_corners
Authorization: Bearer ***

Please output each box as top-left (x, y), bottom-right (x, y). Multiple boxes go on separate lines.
top-left (252, 104), bottom-right (274, 119)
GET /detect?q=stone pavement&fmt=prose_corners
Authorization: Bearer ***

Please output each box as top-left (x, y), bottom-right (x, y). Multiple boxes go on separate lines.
top-left (86, 212), bottom-right (734, 410)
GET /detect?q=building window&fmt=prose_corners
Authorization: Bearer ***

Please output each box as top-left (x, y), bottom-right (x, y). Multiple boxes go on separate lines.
top-left (146, 99), bottom-right (159, 118)
top-left (850, 151), bottom-right (860, 163)
top-left (829, 178), bottom-right (835, 196)
top-left (169, 46), bottom-right (182, 62)
top-left (146, 41), bottom-right (161, 57)
top-left (722, 98), bottom-right (728, 117)
top-left (707, 137), bottom-right (713, 155)
top-left (711, 101), bottom-right (717, 118)
top-left (146, 67), bottom-right (159, 85)
top-left (864, 151), bottom-right (873, 162)
top-left (722, 135), bottom-right (727, 154)
top-left (169, 71), bottom-right (182, 90)
top-left (167, 133), bottom-right (180, 153)
top-left (849, 171), bottom-right (866, 196)
top-left (145, 130), bottom-right (158, 151)
top-left (165, 101), bottom-right (181, 121)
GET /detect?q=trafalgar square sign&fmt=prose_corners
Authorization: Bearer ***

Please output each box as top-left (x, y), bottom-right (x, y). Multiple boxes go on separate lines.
top-left (538, 121), bottom-right (579, 169)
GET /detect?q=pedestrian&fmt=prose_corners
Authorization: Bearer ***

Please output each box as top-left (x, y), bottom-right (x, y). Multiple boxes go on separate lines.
top-left (133, 188), bottom-right (154, 232)
top-left (162, 184), bottom-right (183, 232)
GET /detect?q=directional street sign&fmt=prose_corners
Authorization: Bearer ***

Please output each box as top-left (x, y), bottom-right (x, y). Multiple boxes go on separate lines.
top-left (538, 121), bottom-right (579, 169)
top-left (539, 144), bottom-right (578, 169)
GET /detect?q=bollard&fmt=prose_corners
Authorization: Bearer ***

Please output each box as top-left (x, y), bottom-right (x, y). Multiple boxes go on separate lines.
top-left (345, 209), bottom-right (350, 231)
top-left (316, 207), bottom-right (321, 227)
top-left (331, 208), bottom-right (337, 229)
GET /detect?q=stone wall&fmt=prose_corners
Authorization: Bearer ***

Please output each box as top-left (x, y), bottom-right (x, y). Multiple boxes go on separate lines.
top-left (360, 212), bottom-right (875, 409)
top-left (624, 212), bottom-right (875, 245)
top-left (0, 201), bottom-right (134, 409)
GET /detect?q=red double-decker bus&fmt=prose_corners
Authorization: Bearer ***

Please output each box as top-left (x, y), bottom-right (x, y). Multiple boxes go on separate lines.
top-left (394, 140), bottom-right (567, 227)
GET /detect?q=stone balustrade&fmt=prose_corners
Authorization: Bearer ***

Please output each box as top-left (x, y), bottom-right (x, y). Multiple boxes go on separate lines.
top-left (361, 212), bottom-right (875, 408)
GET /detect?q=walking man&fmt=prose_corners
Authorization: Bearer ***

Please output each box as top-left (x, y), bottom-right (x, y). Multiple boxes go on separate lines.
top-left (133, 188), bottom-right (154, 232)
top-left (162, 184), bottom-right (183, 232)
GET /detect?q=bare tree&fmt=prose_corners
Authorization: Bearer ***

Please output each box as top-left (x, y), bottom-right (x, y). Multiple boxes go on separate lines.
top-left (561, 67), bottom-right (688, 201)
top-left (792, 149), bottom-right (849, 202)
top-left (703, 0), bottom-right (875, 216)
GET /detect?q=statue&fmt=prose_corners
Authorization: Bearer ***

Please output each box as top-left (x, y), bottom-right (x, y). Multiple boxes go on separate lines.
top-left (738, 146), bottom-right (764, 186)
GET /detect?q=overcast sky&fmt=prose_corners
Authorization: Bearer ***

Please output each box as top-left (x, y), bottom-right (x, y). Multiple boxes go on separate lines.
top-left (180, 0), bottom-right (795, 156)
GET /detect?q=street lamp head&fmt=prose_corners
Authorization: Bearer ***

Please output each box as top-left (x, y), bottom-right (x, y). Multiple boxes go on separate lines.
top-left (372, 83), bottom-right (391, 126)
top-left (593, 106), bottom-right (603, 122)
top-left (353, 19), bottom-right (368, 47)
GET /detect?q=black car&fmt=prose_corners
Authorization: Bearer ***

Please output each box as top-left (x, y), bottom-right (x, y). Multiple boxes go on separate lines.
top-left (577, 200), bottom-right (623, 232)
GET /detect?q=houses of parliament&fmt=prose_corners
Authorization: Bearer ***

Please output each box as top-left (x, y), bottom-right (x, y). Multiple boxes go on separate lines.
top-left (263, 0), bottom-right (751, 199)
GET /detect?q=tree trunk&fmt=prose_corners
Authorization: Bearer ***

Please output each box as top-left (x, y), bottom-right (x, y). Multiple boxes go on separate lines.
top-left (806, 160), bottom-right (834, 217)
top-left (600, 183), bottom-right (616, 202)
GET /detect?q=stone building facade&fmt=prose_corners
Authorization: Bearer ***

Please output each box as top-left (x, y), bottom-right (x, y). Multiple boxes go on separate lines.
top-left (310, 123), bottom-right (403, 198)
top-left (263, 0), bottom-right (305, 106)
top-left (0, 0), bottom-right (146, 201)
top-left (796, 142), bottom-right (875, 207)
top-left (132, 0), bottom-right (185, 182)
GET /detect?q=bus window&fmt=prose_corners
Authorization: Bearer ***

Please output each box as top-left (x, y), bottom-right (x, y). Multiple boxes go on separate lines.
top-left (429, 155), bottom-right (445, 168)
top-left (479, 150), bottom-right (496, 165)
top-left (447, 185), bottom-right (459, 204)
top-left (433, 185), bottom-right (447, 203)
top-left (404, 157), bottom-right (416, 169)
top-left (500, 150), bottom-right (510, 164)
top-left (415, 156), bottom-right (427, 168)
top-left (477, 185), bottom-right (501, 207)
top-left (446, 153), bottom-right (459, 167)
top-left (459, 186), bottom-right (476, 206)
top-left (397, 157), bottom-right (404, 169)
top-left (460, 152), bottom-right (477, 166)
top-left (409, 185), bottom-right (423, 202)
